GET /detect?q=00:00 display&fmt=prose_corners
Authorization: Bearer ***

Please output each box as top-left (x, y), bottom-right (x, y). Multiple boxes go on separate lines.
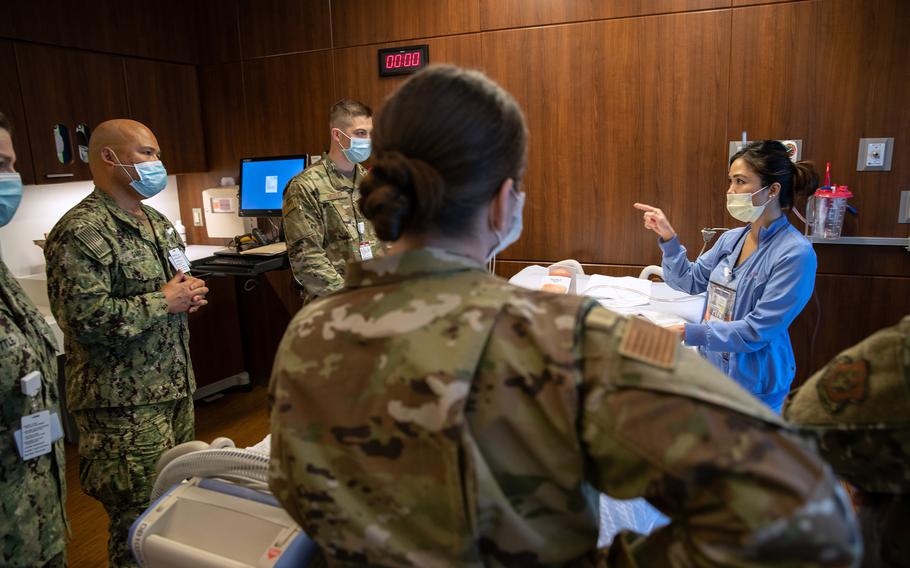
top-left (385, 52), bottom-right (421, 69)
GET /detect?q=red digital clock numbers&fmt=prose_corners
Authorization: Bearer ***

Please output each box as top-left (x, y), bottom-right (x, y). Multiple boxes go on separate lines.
top-left (385, 51), bottom-right (421, 70)
top-left (378, 45), bottom-right (429, 77)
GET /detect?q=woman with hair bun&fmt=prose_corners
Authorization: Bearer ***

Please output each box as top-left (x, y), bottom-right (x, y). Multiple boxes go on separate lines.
top-left (269, 69), bottom-right (857, 566)
top-left (635, 140), bottom-right (820, 411)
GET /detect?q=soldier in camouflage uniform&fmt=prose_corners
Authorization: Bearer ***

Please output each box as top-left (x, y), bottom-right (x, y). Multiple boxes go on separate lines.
top-left (282, 99), bottom-right (382, 302)
top-left (269, 66), bottom-right (861, 566)
top-left (0, 113), bottom-right (68, 567)
top-left (44, 119), bottom-right (209, 567)
top-left (785, 315), bottom-right (910, 568)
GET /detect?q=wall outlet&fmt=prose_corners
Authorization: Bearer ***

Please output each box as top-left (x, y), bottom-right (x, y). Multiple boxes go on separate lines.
top-left (899, 191), bottom-right (910, 224)
top-left (857, 137), bottom-right (893, 171)
top-left (192, 207), bottom-right (204, 227)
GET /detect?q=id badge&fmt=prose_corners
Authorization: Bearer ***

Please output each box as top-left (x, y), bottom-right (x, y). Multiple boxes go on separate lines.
top-left (359, 241), bottom-right (374, 261)
top-left (17, 411), bottom-right (52, 460)
top-left (168, 248), bottom-right (192, 274)
top-left (704, 281), bottom-right (736, 322)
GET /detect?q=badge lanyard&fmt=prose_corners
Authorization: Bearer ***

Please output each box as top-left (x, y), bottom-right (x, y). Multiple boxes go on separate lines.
top-left (703, 225), bottom-right (785, 323)
top-left (323, 160), bottom-right (372, 260)
top-left (704, 230), bottom-right (747, 322)
top-left (138, 210), bottom-right (190, 276)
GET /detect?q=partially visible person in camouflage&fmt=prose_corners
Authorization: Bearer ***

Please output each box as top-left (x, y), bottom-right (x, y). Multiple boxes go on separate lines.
top-left (785, 315), bottom-right (910, 568)
top-left (282, 99), bottom-right (382, 302)
top-left (0, 112), bottom-right (68, 567)
top-left (269, 66), bottom-right (861, 566)
top-left (44, 119), bottom-right (209, 567)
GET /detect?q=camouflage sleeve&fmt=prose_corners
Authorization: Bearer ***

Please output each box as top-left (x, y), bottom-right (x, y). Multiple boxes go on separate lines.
top-left (580, 308), bottom-right (860, 566)
top-left (282, 178), bottom-right (344, 297)
top-left (44, 225), bottom-right (169, 345)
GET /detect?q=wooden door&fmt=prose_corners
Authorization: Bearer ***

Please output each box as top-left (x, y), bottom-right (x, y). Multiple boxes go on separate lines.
top-left (15, 43), bottom-right (129, 183)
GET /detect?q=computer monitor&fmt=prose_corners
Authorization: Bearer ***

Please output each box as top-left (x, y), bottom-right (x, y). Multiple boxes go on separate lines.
top-left (238, 155), bottom-right (308, 217)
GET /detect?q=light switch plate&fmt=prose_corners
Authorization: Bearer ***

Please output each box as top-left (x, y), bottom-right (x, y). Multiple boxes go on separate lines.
top-left (899, 191), bottom-right (910, 224)
top-left (192, 208), bottom-right (204, 227)
top-left (857, 137), bottom-right (893, 171)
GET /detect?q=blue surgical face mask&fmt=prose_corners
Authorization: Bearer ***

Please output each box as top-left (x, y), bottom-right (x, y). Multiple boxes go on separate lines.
top-left (337, 130), bottom-right (372, 164)
top-left (0, 172), bottom-right (23, 227)
top-left (110, 149), bottom-right (168, 198)
top-left (487, 188), bottom-right (525, 261)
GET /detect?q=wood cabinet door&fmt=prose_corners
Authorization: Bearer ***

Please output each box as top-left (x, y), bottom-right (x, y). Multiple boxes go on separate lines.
top-left (15, 43), bottom-right (129, 183)
top-left (0, 40), bottom-right (36, 185)
top-left (125, 59), bottom-right (207, 174)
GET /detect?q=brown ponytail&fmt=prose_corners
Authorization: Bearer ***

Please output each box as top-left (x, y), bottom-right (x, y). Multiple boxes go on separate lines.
top-left (360, 151), bottom-right (445, 241)
top-left (358, 65), bottom-right (528, 241)
top-left (790, 160), bottom-right (820, 204)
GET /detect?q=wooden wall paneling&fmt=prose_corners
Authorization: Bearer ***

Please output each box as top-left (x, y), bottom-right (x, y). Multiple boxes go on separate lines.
top-left (176, 172), bottom-right (234, 246)
top-left (14, 43), bottom-right (129, 183)
top-left (188, 274), bottom-right (247, 389)
top-left (727, 2), bottom-right (816, 152)
top-left (176, 62), bottom-right (247, 246)
top-left (811, 0), bottom-right (910, 238)
top-left (196, 0), bottom-right (243, 64)
top-left (200, 63), bottom-right (248, 174)
top-left (480, 0), bottom-right (730, 31)
top-left (242, 51), bottom-right (336, 157)
top-left (483, 11), bottom-right (730, 267)
top-left (124, 59), bottom-right (207, 174)
top-left (0, 40), bottom-right (36, 185)
top-left (727, 1), bottom-right (817, 229)
top-left (238, 0), bottom-right (331, 59)
top-left (732, 0), bottom-right (803, 6)
top-left (331, 0), bottom-right (482, 48)
top-left (5, 1), bottom-right (200, 63)
top-left (333, 35), bottom-right (484, 113)
top-left (108, 0), bottom-right (200, 63)
top-left (235, 268), bottom-right (303, 383)
top-left (789, 273), bottom-right (910, 385)
top-left (814, 244), bottom-right (910, 278)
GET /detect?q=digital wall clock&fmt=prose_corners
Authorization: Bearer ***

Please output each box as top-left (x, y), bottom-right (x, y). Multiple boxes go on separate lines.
top-left (378, 45), bottom-right (429, 77)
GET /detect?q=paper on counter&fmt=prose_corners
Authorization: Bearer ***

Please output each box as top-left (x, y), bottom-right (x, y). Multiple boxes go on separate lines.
top-left (581, 275), bottom-right (652, 308)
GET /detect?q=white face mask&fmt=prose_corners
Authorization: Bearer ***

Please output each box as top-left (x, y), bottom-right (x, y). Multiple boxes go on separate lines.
top-left (487, 189), bottom-right (525, 261)
top-left (726, 184), bottom-right (773, 223)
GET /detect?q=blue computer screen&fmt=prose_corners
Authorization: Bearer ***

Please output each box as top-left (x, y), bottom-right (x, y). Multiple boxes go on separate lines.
top-left (239, 156), bottom-right (307, 216)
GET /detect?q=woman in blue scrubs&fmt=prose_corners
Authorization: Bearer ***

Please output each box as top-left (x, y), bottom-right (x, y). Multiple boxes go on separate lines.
top-left (634, 140), bottom-right (819, 411)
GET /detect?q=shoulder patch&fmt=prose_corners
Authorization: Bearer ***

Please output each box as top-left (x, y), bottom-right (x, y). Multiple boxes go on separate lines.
top-left (618, 316), bottom-right (679, 370)
top-left (817, 355), bottom-right (869, 414)
top-left (74, 226), bottom-right (113, 264)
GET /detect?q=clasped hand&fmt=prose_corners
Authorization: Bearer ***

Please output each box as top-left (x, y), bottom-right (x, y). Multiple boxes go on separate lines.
top-left (162, 271), bottom-right (209, 314)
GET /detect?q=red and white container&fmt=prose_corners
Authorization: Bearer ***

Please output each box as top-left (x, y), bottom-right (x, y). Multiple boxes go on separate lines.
top-left (810, 185), bottom-right (853, 239)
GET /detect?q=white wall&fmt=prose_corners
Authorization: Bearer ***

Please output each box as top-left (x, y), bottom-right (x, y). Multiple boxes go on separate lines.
top-left (0, 176), bottom-right (182, 277)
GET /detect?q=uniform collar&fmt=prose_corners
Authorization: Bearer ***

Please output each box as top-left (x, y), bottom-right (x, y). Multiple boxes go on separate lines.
top-left (344, 248), bottom-right (485, 288)
top-left (321, 153), bottom-right (366, 188)
top-left (92, 187), bottom-right (156, 230)
top-left (750, 214), bottom-right (790, 244)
